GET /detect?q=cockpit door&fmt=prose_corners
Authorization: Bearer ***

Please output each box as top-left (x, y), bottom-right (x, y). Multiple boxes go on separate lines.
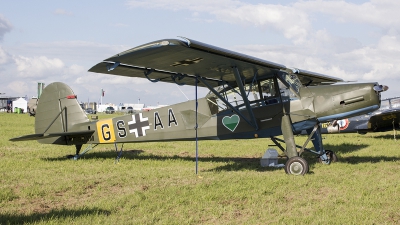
top-left (252, 77), bottom-right (284, 130)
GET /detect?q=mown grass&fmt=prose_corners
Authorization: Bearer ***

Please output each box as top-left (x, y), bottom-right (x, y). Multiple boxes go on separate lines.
top-left (1, 112), bottom-right (399, 224)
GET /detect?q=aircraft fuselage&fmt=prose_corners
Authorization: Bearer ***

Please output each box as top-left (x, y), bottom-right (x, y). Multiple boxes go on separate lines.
top-left (67, 82), bottom-right (380, 146)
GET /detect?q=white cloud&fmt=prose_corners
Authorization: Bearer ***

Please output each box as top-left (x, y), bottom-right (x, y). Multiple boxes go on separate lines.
top-left (7, 81), bottom-right (30, 96)
top-left (216, 4), bottom-right (310, 44)
top-left (68, 64), bottom-right (86, 75)
top-left (376, 35), bottom-right (400, 52)
top-left (294, 0), bottom-right (400, 33)
top-left (14, 55), bottom-right (64, 78)
top-left (329, 35), bottom-right (400, 82)
top-left (235, 31), bottom-right (400, 84)
top-left (74, 73), bottom-right (150, 98)
top-left (363, 62), bottom-right (394, 80)
top-left (13, 41), bottom-right (128, 63)
top-left (100, 76), bottom-right (148, 85)
top-left (0, 46), bottom-right (10, 64)
top-left (0, 14), bottom-right (12, 41)
top-left (126, 0), bottom-right (400, 45)
top-left (127, 0), bottom-right (243, 12)
top-left (126, 0), bottom-right (311, 43)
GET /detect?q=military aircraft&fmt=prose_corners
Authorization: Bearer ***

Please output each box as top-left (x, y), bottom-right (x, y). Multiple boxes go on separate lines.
top-left (318, 96), bottom-right (400, 134)
top-left (10, 38), bottom-right (388, 175)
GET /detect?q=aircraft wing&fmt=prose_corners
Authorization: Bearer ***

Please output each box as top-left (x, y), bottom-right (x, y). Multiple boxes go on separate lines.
top-left (89, 38), bottom-right (343, 87)
top-left (367, 109), bottom-right (400, 132)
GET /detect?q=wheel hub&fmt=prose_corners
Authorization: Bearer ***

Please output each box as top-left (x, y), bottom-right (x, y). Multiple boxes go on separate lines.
top-left (290, 162), bottom-right (304, 175)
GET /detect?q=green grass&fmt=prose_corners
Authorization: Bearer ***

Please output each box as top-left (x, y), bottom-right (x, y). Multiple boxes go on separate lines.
top-left (1, 112), bottom-right (400, 224)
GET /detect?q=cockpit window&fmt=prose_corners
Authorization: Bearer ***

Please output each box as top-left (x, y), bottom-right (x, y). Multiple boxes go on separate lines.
top-left (260, 79), bottom-right (276, 98)
top-left (277, 72), bottom-right (302, 98)
top-left (278, 79), bottom-right (299, 102)
top-left (206, 77), bottom-right (282, 114)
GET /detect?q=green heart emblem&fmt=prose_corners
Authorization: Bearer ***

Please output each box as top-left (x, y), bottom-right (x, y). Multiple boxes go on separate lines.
top-left (222, 115), bottom-right (240, 132)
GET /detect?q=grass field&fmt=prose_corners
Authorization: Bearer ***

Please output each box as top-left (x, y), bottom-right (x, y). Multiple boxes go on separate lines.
top-left (1, 112), bottom-right (399, 224)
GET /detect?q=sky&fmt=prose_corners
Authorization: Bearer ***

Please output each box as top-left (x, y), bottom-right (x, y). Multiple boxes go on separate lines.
top-left (1, 0), bottom-right (400, 107)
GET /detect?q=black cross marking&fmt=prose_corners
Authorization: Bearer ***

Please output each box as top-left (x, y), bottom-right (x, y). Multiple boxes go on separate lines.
top-left (128, 114), bottom-right (149, 137)
top-left (171, 57), bottom-right (203, 67)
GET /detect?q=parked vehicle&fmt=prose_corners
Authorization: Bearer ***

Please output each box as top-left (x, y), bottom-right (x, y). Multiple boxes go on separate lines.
top-left (85, 108), bottom-right (96, 114)
top-left (127, 106), bottom-right (134, 114)
top-left (105, 106), bottom-right (115, 114)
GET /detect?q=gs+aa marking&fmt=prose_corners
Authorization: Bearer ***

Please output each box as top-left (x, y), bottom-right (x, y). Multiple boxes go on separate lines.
top-left (128, 113), bottom-right (150, 138)
top-left (116, 120), bottom-right (127, 138)
top-left (96, 119), bottom-right (116, 143)
top-left (154, 108), bottom-right (178, 130)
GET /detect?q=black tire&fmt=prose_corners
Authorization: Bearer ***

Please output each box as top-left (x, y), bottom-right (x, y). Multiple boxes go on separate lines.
top-left (284, 156), bottom-right (309, 175)
top-left (318, 150), bottom-right (338, 164)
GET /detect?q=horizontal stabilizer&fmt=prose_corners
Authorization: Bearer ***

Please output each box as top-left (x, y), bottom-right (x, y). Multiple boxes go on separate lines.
top-left (10, 130), bottom-right (94, 142)
top-left (46, 130), bottom-right (94, 137)
top-left (9, 133), bottom-right (45, 142)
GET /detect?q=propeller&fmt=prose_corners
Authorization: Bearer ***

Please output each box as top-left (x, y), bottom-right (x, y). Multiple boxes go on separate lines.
top-left (373, 84), bottom-right (389, 92)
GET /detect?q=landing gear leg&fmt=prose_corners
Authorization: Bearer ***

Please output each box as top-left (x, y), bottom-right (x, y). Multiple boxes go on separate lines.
top-left (317, 150), bottom-right (338, 164)
top-left (66, 144), bottom-right (82, 160)
top-left (114, 143), bottom-right (124, 163)
top-left (281, 114), bottom-right (298, 158)
top-left (305, 124), bottom-right (337, 164)
top-left (281, 113), bottom-right (309, 175)
top-left (66, 144), bottom-right (98, 160)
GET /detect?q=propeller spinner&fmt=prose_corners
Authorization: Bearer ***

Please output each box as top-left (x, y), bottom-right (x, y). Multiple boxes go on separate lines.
top-left (373, 84), bottom-right (389, 92)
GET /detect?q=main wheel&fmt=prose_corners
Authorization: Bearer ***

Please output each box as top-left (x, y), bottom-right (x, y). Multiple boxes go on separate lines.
top-left (284, 156), bottom-right (309, 175)
top-left (318, 150), bottom-right (338, 164)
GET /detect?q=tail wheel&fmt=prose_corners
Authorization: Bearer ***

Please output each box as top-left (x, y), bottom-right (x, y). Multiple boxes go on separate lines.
top-left (318, 150), bottom-right (338, 164)
top-left (284, 156), bottom-right (309, 175)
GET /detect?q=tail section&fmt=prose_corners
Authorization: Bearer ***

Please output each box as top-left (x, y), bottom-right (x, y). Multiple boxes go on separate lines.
top-left (10, 82), bottom-right (92, 144)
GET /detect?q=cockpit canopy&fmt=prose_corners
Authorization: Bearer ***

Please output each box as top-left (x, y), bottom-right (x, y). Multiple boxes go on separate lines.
top-left (206, 72), bottom-right (303, 115)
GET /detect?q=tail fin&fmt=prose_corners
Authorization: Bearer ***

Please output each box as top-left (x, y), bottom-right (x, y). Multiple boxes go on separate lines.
top-left (10, 82), bottom-right (91, 144)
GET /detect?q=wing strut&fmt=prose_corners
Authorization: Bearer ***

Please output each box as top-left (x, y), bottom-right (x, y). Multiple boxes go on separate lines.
top-left (232, 67), bottom-right (258, 130)
top-left (197, 76), bottom-right (257, 130)
top-left (246, 70), bottom-right (258, 98)
top-left (195, 76), bottom-right (199, 174)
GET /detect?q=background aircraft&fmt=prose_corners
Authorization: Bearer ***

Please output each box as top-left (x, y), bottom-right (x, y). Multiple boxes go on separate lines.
top-left (10, 38), bottom-right (388, 175)
top-left (318, 96), bottom-right (400, 135)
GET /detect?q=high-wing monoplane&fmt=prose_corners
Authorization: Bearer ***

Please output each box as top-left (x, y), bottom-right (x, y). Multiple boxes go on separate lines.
top-left (10, 38), bottom-right (388, 175)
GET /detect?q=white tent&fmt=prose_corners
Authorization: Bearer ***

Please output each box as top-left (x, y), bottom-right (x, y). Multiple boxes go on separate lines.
top-left (12, 98), bottom-right (27, 113)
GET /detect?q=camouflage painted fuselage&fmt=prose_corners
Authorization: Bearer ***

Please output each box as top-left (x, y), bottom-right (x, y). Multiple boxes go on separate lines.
top-left (64, 83), bottom-right (380, 146)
